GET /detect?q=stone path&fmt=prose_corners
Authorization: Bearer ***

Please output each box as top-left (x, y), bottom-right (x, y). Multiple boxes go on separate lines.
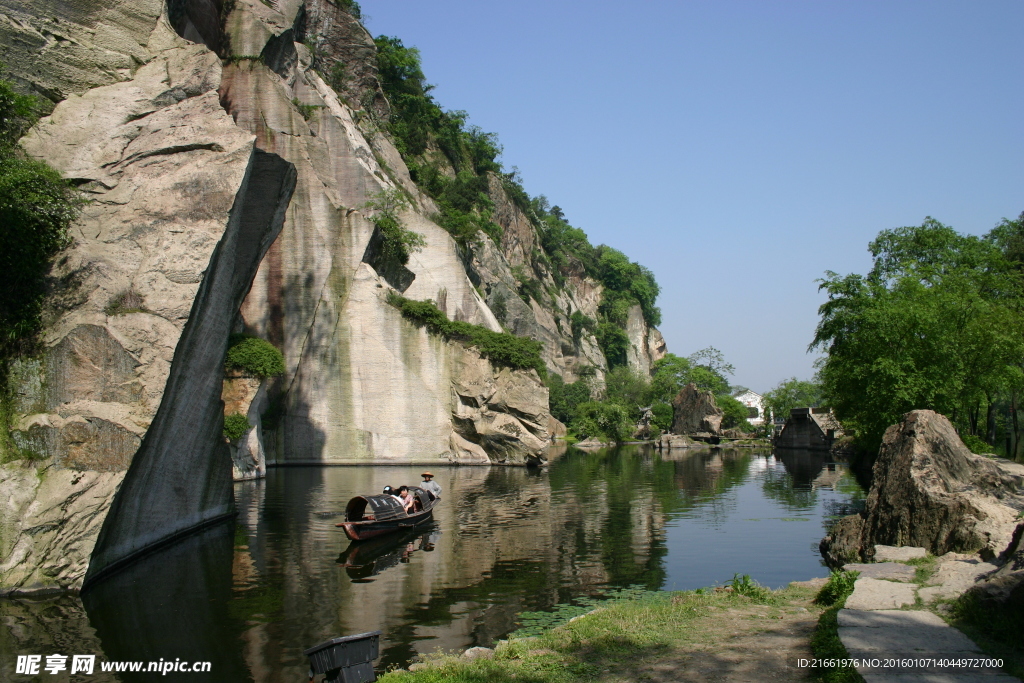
top-left (838, 545), bottom-right (1017, 682)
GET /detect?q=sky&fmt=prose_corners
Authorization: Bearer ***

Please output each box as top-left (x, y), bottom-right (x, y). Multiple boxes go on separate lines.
top-left (361, 0), bottom-right (1023, 393)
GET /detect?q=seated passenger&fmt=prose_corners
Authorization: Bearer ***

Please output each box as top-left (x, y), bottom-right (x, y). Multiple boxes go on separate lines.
top-left (396, 486), bottom-right (416, 513)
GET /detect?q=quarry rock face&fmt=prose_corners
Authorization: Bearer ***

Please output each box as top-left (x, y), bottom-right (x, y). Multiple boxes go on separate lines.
top-left (671, 383), bottom-right (724, 435)
top-left (821, 410), bottom-right (1024, 566)
top-left (0, 0), bottom-right (663, 591)
top-left (0, 13), bottom-right (294, 593)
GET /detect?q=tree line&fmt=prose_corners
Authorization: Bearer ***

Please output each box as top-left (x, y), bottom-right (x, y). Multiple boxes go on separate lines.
top-left (812, 215), bottom-right (1024, 459)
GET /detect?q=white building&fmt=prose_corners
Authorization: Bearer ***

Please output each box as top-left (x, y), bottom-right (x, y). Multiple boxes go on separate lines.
top-left (733, 389), bottom-right (766, 426)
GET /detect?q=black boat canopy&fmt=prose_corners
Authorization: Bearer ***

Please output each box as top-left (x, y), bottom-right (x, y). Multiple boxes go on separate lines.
top-left (346, 495), bottom-right (406, 522)
top-left (345, 487), bottom-right (434, 522)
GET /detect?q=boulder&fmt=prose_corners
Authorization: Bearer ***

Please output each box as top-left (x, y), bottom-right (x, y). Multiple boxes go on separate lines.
top-left (449, 347), bottom-right (554, 465)
top-left (670, 384), bottom-right (723, 435)
top-left (961, 525), bottom-right (1024, 629)
top-left (820, 410), bottom-right (1024, 566)
top-left (654, 434), bottom-right (700, 450)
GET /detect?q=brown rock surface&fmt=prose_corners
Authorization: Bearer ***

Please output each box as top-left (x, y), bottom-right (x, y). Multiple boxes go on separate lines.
top-left (671, 383), bottom-right (724, 435)
top-left (821, 410), bottom-right (1024, 566)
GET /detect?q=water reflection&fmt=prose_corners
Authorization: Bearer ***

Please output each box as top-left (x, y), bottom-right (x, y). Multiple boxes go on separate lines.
top-left (338, 527), bottom-right (439, 581)
top-left (82, 522), bottom-right (252, 682)
top-left (0, 446), bottom-right (863, 682)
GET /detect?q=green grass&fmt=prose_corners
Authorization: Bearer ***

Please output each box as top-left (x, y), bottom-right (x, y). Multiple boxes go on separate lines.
top-left (946, 590), bottom-right (1024, 679)
top-left (810, 570), bottom-right (863, 683)
top-left (379, 584), bottom-right (812, 683)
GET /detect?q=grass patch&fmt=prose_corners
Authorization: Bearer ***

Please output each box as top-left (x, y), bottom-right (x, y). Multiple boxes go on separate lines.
top-left (725, 573), bottom-right (775, 603)
top-left (387, 292), bottom-right (546, 379)
top-left (810, 570), bottom-right (863, 683)
top-left (381, 584), bottom-right (815, 682)
top-left (946, 590), bottom-right (1024, 679)
top-left (104, 288), bottom-right (147, 316)
top-left (291, 98), bottom-right (323, 121)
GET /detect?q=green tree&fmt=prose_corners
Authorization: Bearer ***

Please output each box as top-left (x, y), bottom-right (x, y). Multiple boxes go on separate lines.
top-left (717, 394), bottom-right (753, 431)
top-left (547, 374), bottom-right (591, 425)
top-left (762, 377), bottom-right (822, 424)
top-left (811, 217), bottom-right (1024, 454)
top-left (570, 401), bottom-right (633, 442)
top-left (363, 189), bottom-right (425, 265)
top-left (649, 353), bottom-right (692, 402)
top-left (603, 366), bottom-right (652, 413)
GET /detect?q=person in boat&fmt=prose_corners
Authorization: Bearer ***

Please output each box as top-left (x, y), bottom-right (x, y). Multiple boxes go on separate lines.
top-left (396, 486), bottom-right (416, 513)
top-left (419, 471), bottom-right (441, 500)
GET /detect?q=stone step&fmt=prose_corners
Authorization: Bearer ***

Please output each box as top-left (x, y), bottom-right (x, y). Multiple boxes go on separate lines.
top-left (845, 577), bottom-right (918, 610)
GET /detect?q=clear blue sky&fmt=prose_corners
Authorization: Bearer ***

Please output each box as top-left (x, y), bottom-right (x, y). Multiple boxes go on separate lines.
top-left (362, 0), bottom-right (1023, 393)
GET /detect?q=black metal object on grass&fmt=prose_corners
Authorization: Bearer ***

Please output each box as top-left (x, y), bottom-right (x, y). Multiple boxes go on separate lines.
top-left (304, 631), bottom-right (381, 683)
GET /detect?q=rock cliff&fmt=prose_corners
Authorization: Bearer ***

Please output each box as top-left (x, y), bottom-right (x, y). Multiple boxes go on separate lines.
top-left (0, 0), bottom-right (666, 591)
top-left (820, 410), bottom-right (1024, 566)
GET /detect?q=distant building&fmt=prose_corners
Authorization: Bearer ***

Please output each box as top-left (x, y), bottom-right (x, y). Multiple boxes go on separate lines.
top-left (775, 407), bottom-right (843, 451)
top-left (733, 389), bottom-right (765, 426)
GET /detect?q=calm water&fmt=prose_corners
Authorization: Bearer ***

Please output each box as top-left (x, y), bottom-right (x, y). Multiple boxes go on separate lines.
top-left (1, 446), bottom-right (863, 682)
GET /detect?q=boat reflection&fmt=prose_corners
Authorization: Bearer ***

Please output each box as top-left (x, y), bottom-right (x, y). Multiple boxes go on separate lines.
top-left (336, 526), bottom-right (439, 582)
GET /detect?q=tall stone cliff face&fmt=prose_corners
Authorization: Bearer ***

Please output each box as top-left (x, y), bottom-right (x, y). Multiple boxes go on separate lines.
top-left (1, 12), bottom-right (298, 592)
top-left (0, 0), bottom-right (666, 591)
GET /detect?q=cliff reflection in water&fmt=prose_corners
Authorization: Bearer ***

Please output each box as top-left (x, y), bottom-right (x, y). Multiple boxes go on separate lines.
top-left (0, 446), bottom-right (863, 682)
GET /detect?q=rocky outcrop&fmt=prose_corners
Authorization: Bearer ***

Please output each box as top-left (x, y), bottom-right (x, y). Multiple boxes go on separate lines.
top-left (450, 348), bottom-right (556, 465)
top-left (218, 1), bottom-right (578, 464)
top-left (222, 376), bottom-right (268, 480)
top-left (820, 410), bottom-right (1024, 566)
top-left (0, 0), bottom-right (663, 592)
top-left (670, 383), bottom-right (723, 435)
top-left (962, 522), bottom-right (1024, 628)
top-left (0, 0), bottom-right (166, 101)
top-left (1, 19), bottom-right (288, 593)
top-left (653, 433), bottom-right (702, 450)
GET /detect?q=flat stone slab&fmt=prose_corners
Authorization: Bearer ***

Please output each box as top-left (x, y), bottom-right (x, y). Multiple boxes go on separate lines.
top-left (918, 560), bottom-right (999, 603)
top-left (845, 577), bottom-right (918, 610)
top-left (846, 562), bottom-right (918, 582)
top-left (790, 577), bottom-right (828, 589)
top-left (875, 545), bottom-right (928, 561)
top-left (839, 610), bottom-right (1014, 680)
top-left (861, 674), bottom-right (1020, 682)
top-left (839, 609), bottom-right (947, 628)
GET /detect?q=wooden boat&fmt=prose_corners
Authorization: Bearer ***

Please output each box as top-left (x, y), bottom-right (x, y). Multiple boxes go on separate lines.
top-left (337, 486), bottom-right (436, 541)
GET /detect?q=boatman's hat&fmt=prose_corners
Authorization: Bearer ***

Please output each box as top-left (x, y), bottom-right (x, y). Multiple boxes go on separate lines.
top-left (421, 471), bottom-right (434, 478)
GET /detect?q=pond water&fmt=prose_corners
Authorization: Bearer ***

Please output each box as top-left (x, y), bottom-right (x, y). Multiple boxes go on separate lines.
top-left (1, 446), bottom-right (864, 682)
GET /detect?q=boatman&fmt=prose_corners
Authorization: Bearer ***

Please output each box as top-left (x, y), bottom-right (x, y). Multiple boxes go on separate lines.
top-left (420, 472), bottom-right (441, 500)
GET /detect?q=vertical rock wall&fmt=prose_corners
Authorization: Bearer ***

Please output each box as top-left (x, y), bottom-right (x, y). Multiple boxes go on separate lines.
top-left (0, 0), bottom-right (669, 591)
top-left (1, 12), bottom-right (294, 592)
top-left (218, 0), bottom-right (558, 464)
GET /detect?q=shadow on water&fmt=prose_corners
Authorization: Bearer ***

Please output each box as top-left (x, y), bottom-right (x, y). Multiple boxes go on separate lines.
top-left (82, 521), bottom-right (252, 682)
